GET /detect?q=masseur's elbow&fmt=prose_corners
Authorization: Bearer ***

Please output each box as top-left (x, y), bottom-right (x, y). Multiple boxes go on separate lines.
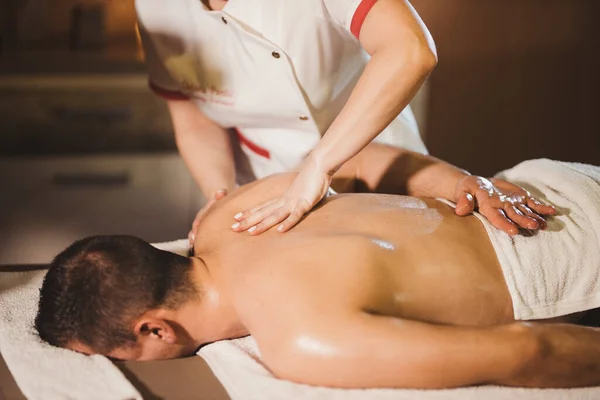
top-left (388, 42), bottom-right (437, 80)
top-left (421, 48), bottom-right (437, 73)
top-left (413, 44), bottom-right (437, 77)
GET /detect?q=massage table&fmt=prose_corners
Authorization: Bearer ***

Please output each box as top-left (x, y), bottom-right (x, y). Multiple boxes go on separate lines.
top-left (2, 242), bottom-right (600, 400)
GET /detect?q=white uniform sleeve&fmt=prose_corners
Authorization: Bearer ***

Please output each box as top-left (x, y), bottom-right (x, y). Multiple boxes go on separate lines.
top-left (322, 0), bottom-right (379, 39)
top-left (136, 11), bottom-right (189, 100)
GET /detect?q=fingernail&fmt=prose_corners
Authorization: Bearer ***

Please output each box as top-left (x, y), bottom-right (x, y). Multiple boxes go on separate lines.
top-left (231, 222), bottom-right (240, 229)
top-left (529, 221), bottom-right (538, 229)
top-left (277, 224), bottom-right (284, 232)
top-left (190, 233), bottom-right (195, 242)
top-left (248, 226), bottom-right (256, 233)
top-left (234, 212), bottom-right (243, 220)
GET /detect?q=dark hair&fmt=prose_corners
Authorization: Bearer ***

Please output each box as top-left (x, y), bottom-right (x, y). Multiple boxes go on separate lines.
top-left (35, 235), bottom-right (196, 354)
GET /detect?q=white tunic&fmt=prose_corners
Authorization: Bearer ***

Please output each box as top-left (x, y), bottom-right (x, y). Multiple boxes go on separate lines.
top-left (136, 0), bottom-right (427, 179)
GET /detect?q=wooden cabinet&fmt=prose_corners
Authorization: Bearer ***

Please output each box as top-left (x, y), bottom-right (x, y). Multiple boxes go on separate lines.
top-left (0, 74), bottom-right (175, 155)
top-left (0, 154), bottom-right (204, 265)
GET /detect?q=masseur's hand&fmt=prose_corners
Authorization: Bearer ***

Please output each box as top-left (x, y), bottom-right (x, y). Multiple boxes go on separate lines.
top-left (189, 189), bottom-right (228, 247)
top-left (454, 176), bottom-right (556, 235)
top-left (232, 160), bottom-right (332, 235)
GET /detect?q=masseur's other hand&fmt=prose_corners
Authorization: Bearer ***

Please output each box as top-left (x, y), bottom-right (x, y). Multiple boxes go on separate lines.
top-left (454, 176), bottom-right (556, 235)
top-left (232, 160), bottom-right (332, 235)
top-left (189, 189), bottom-right (228, 247)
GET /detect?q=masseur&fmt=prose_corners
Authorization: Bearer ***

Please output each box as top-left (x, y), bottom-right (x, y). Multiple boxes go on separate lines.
top-left (136, 0), bottom-right (545, 239)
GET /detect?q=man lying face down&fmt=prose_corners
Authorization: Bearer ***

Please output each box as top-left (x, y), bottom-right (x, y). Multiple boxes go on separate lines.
top-left (36, 144), bottom-right (600, 389)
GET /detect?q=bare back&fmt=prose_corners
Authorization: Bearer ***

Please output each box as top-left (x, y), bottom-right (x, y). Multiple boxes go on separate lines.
top-left (194, 173), bottom-right (514, 331)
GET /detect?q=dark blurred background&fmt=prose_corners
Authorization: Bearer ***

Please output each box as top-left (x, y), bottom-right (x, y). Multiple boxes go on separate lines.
top-left (0, 0), bottom-right (598, 264)
top-left (415, 0), bottom-right (599, 175)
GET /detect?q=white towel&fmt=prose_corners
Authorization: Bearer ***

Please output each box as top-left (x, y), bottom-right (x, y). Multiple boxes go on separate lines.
top-left (152, 238), bottom-right (190, 256)
top-left (486, 159), bottom-right (600, 320)
top-left (199, 336), bottom-right (599, 400)
top-left (0, 270), bottom-right (142, 400)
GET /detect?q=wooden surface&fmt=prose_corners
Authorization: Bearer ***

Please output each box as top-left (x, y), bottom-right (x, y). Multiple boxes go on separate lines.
top-left (0, 353), bottom-right (26, 400)
top-left (119, 357), bottom-right (231, 400)
top-left (413, 0), bottom-right (600, 175)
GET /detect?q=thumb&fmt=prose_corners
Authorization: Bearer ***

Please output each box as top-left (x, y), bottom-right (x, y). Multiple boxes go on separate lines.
top-left (214, 189), bottom-right (228, 200)
top-left (455, 192), bottom-right (475, 216)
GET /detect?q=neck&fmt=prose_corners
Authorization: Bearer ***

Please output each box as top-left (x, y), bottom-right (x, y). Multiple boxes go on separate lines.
top-left (186, 257), bottom-right (247, 345)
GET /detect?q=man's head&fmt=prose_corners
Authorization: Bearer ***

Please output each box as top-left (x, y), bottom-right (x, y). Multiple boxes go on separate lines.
top-left (35, 235), bottom-right (199, 361)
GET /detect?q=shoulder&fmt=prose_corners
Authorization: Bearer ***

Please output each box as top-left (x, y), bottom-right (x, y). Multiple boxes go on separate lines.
top-left (217, 173), bottom-right (298, 212)
top-left (227, 239), bottom-right (331, 309)
top-left (228, 236), bottom-right (367, 323)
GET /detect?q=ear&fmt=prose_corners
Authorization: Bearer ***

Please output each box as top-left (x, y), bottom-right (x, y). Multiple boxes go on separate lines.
top-left (133, 315), bottom-right (177, 345)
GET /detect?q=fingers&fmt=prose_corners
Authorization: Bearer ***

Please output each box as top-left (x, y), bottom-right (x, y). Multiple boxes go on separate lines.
top-left (503, 204), bottom-right (540, 230)
top-left (518, 204), bottom-right (547, 230)
top-left (526, 197), bottom-right (556, 216)
top-left (455, 192), bottom-right (475, 216)
top-left (457, 177), bottom-right (556, 236)
top-left (491, 178), bottom-right (556, 216)
top-left (233, 198), bottom-right (278, 222)
top-left (215, 189), bottom-right (228, 200)
top-left (480, 204), bottom-right (519, 236)
top-left (189, 203), bottom-right (211, 247)
top-left (232, 200), bottom-right (285, 233)
top-left (250, 209), bottom-right (291, 234)
top-left (189, 216), bottom-right (202, 247)
top-left (238, 206), bottom-right (289, 234)
top-left (275, 202), bottom-right (310, 233)
top-left (189, 190), bottom-right (228, 247)
top-left (480, 197), bottom-right (550, 235)
top-left (231, 199), bottom-right (310, 235)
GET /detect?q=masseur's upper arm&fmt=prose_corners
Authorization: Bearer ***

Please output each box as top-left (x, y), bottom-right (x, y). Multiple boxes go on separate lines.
top-left (167, 99), bottom-right (220, 133)
top-left (358, 0), bottom-right (436, 62)
top-left (324, 0), bottom-right (436, 59)
top-left (259, 312), bottom-right (539, 389)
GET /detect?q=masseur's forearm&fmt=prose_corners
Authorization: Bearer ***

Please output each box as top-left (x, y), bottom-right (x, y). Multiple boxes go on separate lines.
top-left (359, 144), bottom-right (469, 198)
top-left (311, 48), bottom-right (434, 174)
top-left (334, 143), bottom-right (469, 199)
top-left (495, 323), bottom-right (600, 388)
top-left (168, 100), bottom-right (236, 197)
top-left (310, 0), bottom-right (437, 175)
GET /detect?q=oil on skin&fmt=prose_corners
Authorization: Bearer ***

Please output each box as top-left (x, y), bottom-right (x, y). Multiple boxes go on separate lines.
top-left (295, 335), bottom-right (340, 358)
